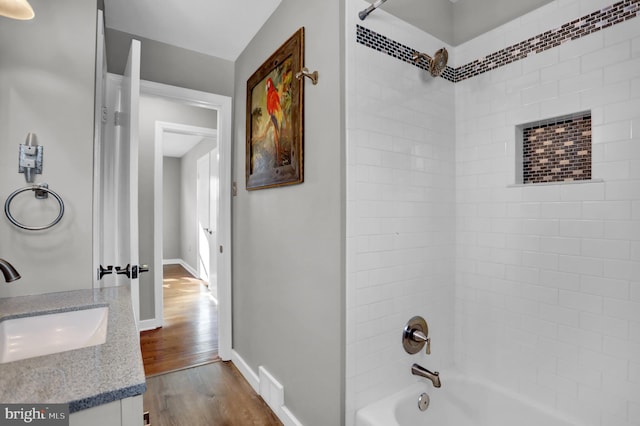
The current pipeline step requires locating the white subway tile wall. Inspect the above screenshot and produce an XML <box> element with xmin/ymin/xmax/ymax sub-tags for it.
<box><xmin>346</xmin><ymin>0</ymin><xmax>640</xmax><ymax>425</ymax></box>
<box><xmin>456</xmin><ymin>0</ymin><xmax>640</xmax><ymax>424</ymax></box>
<box><xmin>346</xmin><ymin>1</ymin><xmax>456</xmax><ymax>423</ymax></box>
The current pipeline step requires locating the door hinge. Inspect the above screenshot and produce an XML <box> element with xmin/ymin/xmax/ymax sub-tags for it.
<box><xmin>114</xmin><ymin>111</ymin><xmax>122</xmax><ymax>126</ymax></box>
<box><xmin>101</xmin><ymin>106</ymin><xmax>108</xmax><ymax>124</ymax></box>
<box><xmin>219</xmin><ymin>245</ymin><xmax>223</xmax><ymax>254</ymax></box>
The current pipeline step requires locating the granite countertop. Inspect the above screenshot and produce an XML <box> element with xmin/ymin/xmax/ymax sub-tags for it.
<box><xmin>0</xmin><ymin>286</ymin><xmax>146</xmax><ymax>413</ymax></box>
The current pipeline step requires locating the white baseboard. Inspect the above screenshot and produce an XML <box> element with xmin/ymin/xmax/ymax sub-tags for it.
<box><xmin>259</xmin><ymin>366</ymin><xmax>284</xmax><ymax>413</ymax></box>
<box><xmin>231</xmin><ymin>349</ymin><xmax>259</xmax><ymax>392</ymax></box>
<box><xmin>162</xmin><ymin>258</ymin><xmax>199</xmax><ymax>278</ymax></box>
<box><xmin>138</xmin><ymin>318</ymin><xmax>161</xmax><ymax>332</ymax></box>
<box><xmin>231</xmin><ymin>350</ymin><xmax>303</xmax><ymax>426</ymax></box>
<box><xmin>280</xmin><ymin>406</ymin><xmax>303</xmax><ymax>426</ymax></box>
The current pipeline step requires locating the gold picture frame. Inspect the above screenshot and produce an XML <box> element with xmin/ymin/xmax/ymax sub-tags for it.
<box><xmin>246</xmin><ymin>28</ymin><xmax>304</xmax><ymax>190</ymax></box>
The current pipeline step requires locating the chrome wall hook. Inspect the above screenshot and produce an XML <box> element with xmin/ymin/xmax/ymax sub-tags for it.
<box><xmin>295</xmin><ymin>67</ymin><xmax>319</xmax><ymax>85</ymax></box>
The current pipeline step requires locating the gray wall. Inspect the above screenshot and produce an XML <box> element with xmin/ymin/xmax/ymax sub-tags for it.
<box><xmin>0</xmin><ymin>0</ymin><xmax>97</xmax><ymax>297</ymax></box>
<box><xmin>137</xmin><ymin>95</ymin><xmax>216</xmax><ymax>319</ymax></box>
<box><xmin>232</xmin><ymin>0</ymin><xmax>345</xmax><ymax>424</ymax></box>
<box><xmin>105</xmin><ymin>28</ymin><xmax>235</xmax><ymax>97</ymax></box>
<box><xmin>162</xmin><ymin>157</ymin><xmax>181</xmax><ymax>259</ymax></box>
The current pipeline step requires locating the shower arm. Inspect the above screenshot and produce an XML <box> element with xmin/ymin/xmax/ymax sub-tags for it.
<box><xmin>412</xmin><ymin>52</ymin><xmax>433</xmax><ymax>62</ymax></box>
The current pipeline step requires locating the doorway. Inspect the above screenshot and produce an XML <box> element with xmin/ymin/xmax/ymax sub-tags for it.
<box><xmin>152</xmin><ymin>119</ymin><xmax>218</xmax><ymax>314</ymax></box>
<box><xmin>140</xmin><ymin>120</ymin><xmax>219</xmax><ymax>376</ymax></box>
<box><xmin>140</xmin><ymin>81</ymin><xmax>232</xmax><ymax>363</ymax></box>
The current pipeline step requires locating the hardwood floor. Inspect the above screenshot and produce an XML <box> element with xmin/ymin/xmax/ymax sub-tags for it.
<box><xmin>143</xmin><ymin>361</ymin><xmax>283</xmax><ymax>426</ymax></box>
<box><xmin>140</xmin><ymin>264</ymin><xmax>220</xmax><ymax>376</ymax></box>
<box><xmin>141</xmin><ymin>265</ymin><xmax>281</xmax><ymax>425</ymax></box>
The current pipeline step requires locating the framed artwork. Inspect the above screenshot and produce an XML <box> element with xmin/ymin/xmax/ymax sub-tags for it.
<box><xmin>246</xmin><ymin>27</ymin><xmax>304</xmax><ymax>190</ymax></box>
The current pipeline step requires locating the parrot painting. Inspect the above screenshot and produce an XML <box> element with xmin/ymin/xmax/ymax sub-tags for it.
<box><xmin>265</xmin><ymin>77</ymin><xmax>283</xmax><ymax>166</ymax></box>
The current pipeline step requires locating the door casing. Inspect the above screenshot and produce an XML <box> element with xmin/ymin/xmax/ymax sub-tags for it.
<box><xmin>143</xmin><ymin>81</ymin><xmax>232</xmax><ymax>361</ymax></box>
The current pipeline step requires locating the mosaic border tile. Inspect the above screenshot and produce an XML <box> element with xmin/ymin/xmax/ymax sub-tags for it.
<box><xmin>356</xmin><ymin>25</ymin><xmax>456</xmax><ymax>82</ymax></box>
<box><xmin>456</xmin><ymin>0</ymin><xmax>639</xmax><ymax>82</ymax></box>
<box><xmin>356</xmin><ymin>0</ymin><xmax>639</xmax><ymax>83</ymax></box>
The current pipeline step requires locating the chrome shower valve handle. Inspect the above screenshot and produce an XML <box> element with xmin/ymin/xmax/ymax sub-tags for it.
<box><xmin>424</xmin><ymin>336</ymin><xmax>431</xmax><ymax>355</ymax></box>
<box><xmin>402</xmin><ymin>316</ymin><xmax>432</xmax><ymax>355</ymax></box>
<box><xmin>409</xmin><ymin>329</ymin><xmax>431</xmax><ymax>354</ymax></box>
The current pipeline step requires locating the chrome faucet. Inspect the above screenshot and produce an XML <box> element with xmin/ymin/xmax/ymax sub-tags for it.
<box><xmin>0</xmin><ymin>259</ymin><xmax>21</xmax><ymax>283</ymax></box>
<box><xmin>412</xmin><ymin>363</ymin><xmax>441</xmax><ymax>388</ymax></box>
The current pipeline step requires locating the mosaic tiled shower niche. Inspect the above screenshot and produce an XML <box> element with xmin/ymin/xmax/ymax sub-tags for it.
<box><xmin>516</xmin><ymin>112</ymin><xmax>592</xmax><ymax>184</ymax></box>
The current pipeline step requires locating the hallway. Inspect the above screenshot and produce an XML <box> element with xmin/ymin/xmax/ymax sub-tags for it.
<box><xmin>140</xmin><ymin>264</ymin><xmax>219</xmax><ymax>376</ymax></box>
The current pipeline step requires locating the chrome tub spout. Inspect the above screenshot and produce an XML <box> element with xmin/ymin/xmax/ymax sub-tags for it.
<box><xmin>412</xmin><ymin>363</ymin><xmax>441</xmax><ymax>388</ymax></box>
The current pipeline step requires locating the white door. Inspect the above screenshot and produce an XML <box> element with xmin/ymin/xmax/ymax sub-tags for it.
<box><xmin>196</xmin><ymin>148</ymin><xmax>219</xmax><ymax>297</ymax></box>
<box><xmin>208</xmin><ymin>147</ymin><xmax>219</xmax><ymax>299</ymax></box>
<box><xmin>93</xmin><ymin>10</ymin><xmax>107</xmax><ymax>287</ymax></box>
<box><xmin>197</xmin><ymin>151</ymin><xmax>212</xmax><ymax>284</ymax></box>
<box><xmin>121</xmin><ymin>39</ymin><xmax>142</xmax><ymax>323</ymax></box>
<box><xmin>94</xmin><ymin>39</ymin><xmax>142</xmax><ymax>323</ymax></box>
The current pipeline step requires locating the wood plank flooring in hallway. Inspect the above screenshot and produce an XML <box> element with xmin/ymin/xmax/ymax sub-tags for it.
<box><xmin>140</xmin><ymin>265</ymin><xmax>281</xmax><ymax>424</ymax></box>
<box><xmin>140</xmin><ymin>264</ymin><xmax>220</xmax><ymax>376</ymax></box>
<box><xmin>144</xmin><ymin>361</ymin><xmax>283</xmax><ymax>426</ymax></box>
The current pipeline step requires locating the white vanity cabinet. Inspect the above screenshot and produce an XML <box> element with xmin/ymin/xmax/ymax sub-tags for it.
<box><xmin>70</xmin><ymin>395</ymin><xmax>144</xmax><ymax>426</ymax></box>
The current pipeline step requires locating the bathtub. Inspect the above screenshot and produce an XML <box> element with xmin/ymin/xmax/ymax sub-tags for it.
<box><xmin>355</xmin><ymin>373</ymin><xmax>579</xmax><ymax>426</ymax></box>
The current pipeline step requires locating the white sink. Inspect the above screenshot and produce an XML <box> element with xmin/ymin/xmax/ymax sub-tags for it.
<box><xmin>0</xmin><ymin>306</ymin><xmax>109</xmax><ymax>363</ymax></box>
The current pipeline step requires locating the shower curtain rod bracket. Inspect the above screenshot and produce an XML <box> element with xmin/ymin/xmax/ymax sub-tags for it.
<box><xmin>358</xmin><ymin>0</ymin><xmax>388</xmax><ymax>21</ymax></box>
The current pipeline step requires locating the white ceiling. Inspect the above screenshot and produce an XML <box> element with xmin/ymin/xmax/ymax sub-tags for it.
<box><xmin>103</xmin><ymin>0</ymin><xmax>554</xmax><ymax>62</ymax></box>
<box><xmin>163</xmin><ymin>133</ymin><xmax>210</xmax><ymax>158</ymax></box>
<box><xmin>103</xmin><ymin>0</ymin><xmax>282</xmax><ymax>61</ymax></box>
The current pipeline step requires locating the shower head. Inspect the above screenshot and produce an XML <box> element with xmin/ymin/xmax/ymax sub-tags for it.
<box><xmin>430</xmin><ymin>48</ymin><xmax>449</xmax><ymax>77</ymax></box>
<box><xmin>412</xmin><ymin>47</ymin><xmax>449</xmax><ymax>77</ymax></box>
<box><xmin>359</xmin><ymin>0</ymin><xmax>388</xmax><ymax>20</ymax></box>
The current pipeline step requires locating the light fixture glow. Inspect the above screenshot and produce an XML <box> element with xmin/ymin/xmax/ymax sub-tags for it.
<box><xmin>0</xmin><ymin>0</ymin><xmax>35</xmax><ymax>20</ymax></box>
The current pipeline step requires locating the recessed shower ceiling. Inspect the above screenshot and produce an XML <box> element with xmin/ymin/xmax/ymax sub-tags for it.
<box><xmin>103</xmin><ymin>0</ymin><xmax>281</xmax><ymax>61</ymax></box>
<box><xmin>103</xmin><ymin>0</ymin><xmax>553</xmax><ymax>61</ymax></box>
<box><xmin>364</xmin><ymin>0</ymin><xmax>555</xmax><ymax>45</ymax></box>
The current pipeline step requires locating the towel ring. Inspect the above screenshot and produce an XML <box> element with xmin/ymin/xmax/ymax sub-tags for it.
<box><xmin>4</xmin><ymin>184</ymin><xmax>65</xmax><ymax>231</ymax></box>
